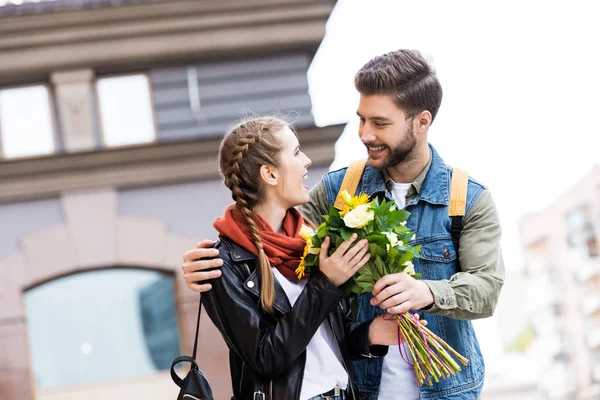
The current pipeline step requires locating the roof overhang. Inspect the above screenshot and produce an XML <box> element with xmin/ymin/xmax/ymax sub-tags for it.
<box><xmin>0</xmin><ymin>0</ymin><xmax>335</xmax><ymax>82</ymax></box>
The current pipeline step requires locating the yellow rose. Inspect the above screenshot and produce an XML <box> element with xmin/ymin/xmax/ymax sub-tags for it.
<box><xmin>342</xmin><ymin>204</ymin><xmax>374</xmax><ymax>229</ymax></box>
<box><xmin>340</xmin><ymin>189</ymin><xmax>353</xmax><ymax>207</ymax></box>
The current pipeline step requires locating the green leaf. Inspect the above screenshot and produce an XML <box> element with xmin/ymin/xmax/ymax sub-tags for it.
<box><xmin>356</xmin><ymin>281</ymin><xmax>374</xmax><ymax>292</ymax></box>
<box><xmin>334</xmin><ymin>234</ymin><xmax>344</xmax><ymax>249</ymax></box>
<box><xmin>304</xmin><ymin>254</ymin><xmax>319</xmax><ymax>266</ymax></box>
<box><xmin>342</xmin><ymin>279</ymin><xmax>361</xmax><ymax>297</ymax></box>
<box><xmin>374</xmin><ymin>255</ymin><xmax>387</xmax><ymax>277</ymax></box>
<box><xmin>310</xmin><ymin>235</ymin><xmax>320</xmax><ymax>248</ymax></box>
<box><xmin>388</xmin><ymin>246</ymin><xmax>399</xmax><ymax>264</ymax></box>
<box><xmin>368</xmin><ymin>243</ymin><xmax>386</xmax><ymax>258</ymax></box>
<box><xmin>317</xmin><ymin>223</ymin><xmax>329</xmax><ymax>239</ymax></box>
<box><xmin>366</xmin><ymin>233</ymin><xmax>388</xmax><ymax>248</ymax></box>
<box><xmin>340</xmin><ymin>227</ymin><xmax>355</xmax><ymax>241</ymax></box>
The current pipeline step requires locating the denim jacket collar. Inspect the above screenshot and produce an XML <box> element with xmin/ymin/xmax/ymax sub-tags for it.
<box><xmin>416</xmin><ymin>144</ymin><xmax>450</xmax><ymax>206</ymax></box>
<box><xmin>360</xmin><ymin>144</ymin><xmax>450</xmax><ymax>206</ymax></box>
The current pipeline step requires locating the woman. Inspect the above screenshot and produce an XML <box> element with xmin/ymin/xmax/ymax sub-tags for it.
<box><xmin>202</xmin><ymin>115</ymin><xmax>403</xmax><ymax>400</ymax></box>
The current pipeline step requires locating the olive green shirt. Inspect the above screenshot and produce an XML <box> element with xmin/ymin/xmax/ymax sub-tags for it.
<box><xmin>298</xmin><ymin>159</ymin><xmax>505</xmax><ymax>321</ymax></box>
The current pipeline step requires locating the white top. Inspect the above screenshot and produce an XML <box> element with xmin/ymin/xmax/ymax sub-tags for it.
<box><xmin>378</xmin><ymin>181</ymin><xmax>420</xmax><ymax>400</ymax></box>
<box><xmin>272</xmin><ymin>268</ymin><xmax>348</xmax><ymax>400</ymax></box>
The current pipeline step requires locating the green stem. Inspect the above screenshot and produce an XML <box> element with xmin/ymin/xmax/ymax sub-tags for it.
<box><xmin>403</xmin><ymin>313</ymin><xmax>469</xmax><ymax>366</ymax></box>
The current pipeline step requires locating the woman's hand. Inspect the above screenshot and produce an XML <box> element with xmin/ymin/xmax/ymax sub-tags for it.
<box><xmin>368</xmin><ymin>313</ymin><xmax>428</xmax><ymax>346</ymax></box>
<box><xmin>319</xmin><ymin>234</ymin><xmax>370</xmax><ymax>287</ymax></box>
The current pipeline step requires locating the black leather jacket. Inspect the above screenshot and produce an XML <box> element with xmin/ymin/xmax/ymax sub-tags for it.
<box><xmin>201</xmin><ymin>237</ymin><xmax>388</xmax><ymax>400</ymax></box>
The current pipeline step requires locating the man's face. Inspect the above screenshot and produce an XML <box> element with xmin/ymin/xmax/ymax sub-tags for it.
<box><xmin>357</xmin><ymin>94</ymin><xmax>418</xmax><ymax>169</ymax></box>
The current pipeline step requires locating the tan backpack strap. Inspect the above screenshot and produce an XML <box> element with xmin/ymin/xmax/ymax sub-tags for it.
<box><xmin>449</xmin><ymin>167</ymin><xmax>468</xmax><ymax>217</ymax></box>
<box><xmin>334</xmin><ymin>159</ymin><xmax>367</xmax><ymax>210</ymax></box>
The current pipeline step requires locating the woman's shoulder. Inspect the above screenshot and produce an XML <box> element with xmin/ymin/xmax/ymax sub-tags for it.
<box><xmin>213</xmin><ymin>237</ymin><xmax>257</xmax><ymax>275</ymax></box>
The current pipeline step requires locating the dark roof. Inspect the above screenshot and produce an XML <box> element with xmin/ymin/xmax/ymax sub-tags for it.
<box><xmin>0</xmin><ymin>0</ymin><xmax>167</xmax><ymax>19</ymax></box>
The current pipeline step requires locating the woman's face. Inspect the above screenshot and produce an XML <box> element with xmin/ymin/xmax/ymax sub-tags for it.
<box><xmin>272</xmin><ymin>126</ymin><xmax>312</xmax><ymax>208</ymax></box>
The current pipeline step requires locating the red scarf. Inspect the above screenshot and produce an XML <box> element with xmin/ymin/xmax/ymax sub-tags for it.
<box><xmin>213</xmin><ymin>204</ymin><xmax>307</xmax><ymax>281</ymax></box>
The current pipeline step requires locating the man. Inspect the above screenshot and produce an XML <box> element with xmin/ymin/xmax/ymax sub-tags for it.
<box><xmin>182</xmin><ymin>49</ymin><xmax>504</xmax><ymax>400</ymax></box>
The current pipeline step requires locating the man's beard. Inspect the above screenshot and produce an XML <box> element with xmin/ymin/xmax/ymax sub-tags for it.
<box><xmin>367</xmin><ymin>125</ymin><xmax>417</xmax><ymax>169</ymax></box>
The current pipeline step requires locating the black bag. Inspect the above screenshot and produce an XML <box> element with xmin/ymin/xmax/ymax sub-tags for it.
<box><xmin>171</xmin><ymin>296</ymin><xmax>214</xmax><ymax>400</ymax></box>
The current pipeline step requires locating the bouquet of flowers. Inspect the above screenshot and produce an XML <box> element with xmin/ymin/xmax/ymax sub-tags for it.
<box><xmin>296</xmin><ymin>190</ymin><xmax>468</xmax><ymax>387</ymax></box>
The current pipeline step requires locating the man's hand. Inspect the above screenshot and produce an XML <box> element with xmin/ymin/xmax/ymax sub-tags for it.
<box><xmin>370</xmin><ymin>273</ymin><xmax>434</xmax><ymax>314</ymax></box>
<box><xmin>368</xmin><ymin>313</ymin><xmax>428</xmax><ymax>345</ymax></box>
<box><xmin>182</xmin><ymin>239</ymin><xmax>223</xmax><ymax>293</ymax></box>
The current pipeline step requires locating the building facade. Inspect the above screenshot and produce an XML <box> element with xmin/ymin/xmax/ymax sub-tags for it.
<box><xmin>519</xmin><ymin>165</ymin><xmax>600</xmax><ymax>400</ymax></box>
<box><xmin>0</xmin><ymin>1</ymin><xmax>341</xmax><ymax>399</ymax></box>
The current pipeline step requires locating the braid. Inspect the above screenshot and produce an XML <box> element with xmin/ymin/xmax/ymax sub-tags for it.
<box><xmin>224</xmin><ymin>125</ymin><xmax>276</xmax><ymax>313</ymax></box>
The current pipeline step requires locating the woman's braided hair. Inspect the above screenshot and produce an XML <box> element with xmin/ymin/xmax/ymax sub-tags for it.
<box><xmin>218</xmin><ymin>115</ymin><xmax>287</xmax><ymax>312</ymax></box>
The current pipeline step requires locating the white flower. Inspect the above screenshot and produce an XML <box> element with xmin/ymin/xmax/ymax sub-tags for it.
<box><xmin>299</xmin><ymin>225</ymin><xmax>316</xmax><ymax>241</ymax></box>
<box><xmin>383</xmin><ymin>231</ymin><xmax>399</xmax><ymax>248</ymax></box>
<box><xmin>383</xmin><ymin>231</ymin><xmax>404</xmax><ymax>251</ymax></box>
<box><xmin>411</xmin><ymin>234</ymin><xmax>416</xmax><ymax>241</ymax></box>
<box><xmin>403</xmin><ymin>261</ymin><xmax>415</xmax><ymax>275</ymax></box>
<box><xmin>299</xmin><ymin>225</ymin><xmax>320</xmax><ymax>255</ymax></box>
<box><xmin>342</xmin><ymin>204</ymin><xmax>374</xmax><ymax>229</ymax></box>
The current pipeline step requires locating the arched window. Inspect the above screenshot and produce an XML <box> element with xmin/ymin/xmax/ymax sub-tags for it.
<box><xmin>24</xmin><ymin>269</ymin><xmax>181</xmax><ymax>390</ymax></box>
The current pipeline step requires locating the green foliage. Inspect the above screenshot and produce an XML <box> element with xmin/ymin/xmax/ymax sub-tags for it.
<box><xmin>299</xmin><ymin>195</ymin><xmax>423</xmax><ymax>299</ymax></box>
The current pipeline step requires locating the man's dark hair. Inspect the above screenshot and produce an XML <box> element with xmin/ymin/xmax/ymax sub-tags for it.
<box><xmin>354</xmin><ymin>49</ymin><xmax>443</xmax><ymax>121</ymax></box>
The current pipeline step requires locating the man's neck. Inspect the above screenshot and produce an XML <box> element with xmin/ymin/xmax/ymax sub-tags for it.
<box><xmin>385</xmin><ymin>145</ymin><xmax>431</xmax><ymax>184</ymax></box>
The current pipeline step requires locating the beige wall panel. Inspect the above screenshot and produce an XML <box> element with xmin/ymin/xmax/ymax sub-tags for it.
<box><xmin>0</xmin><ymin>254</ymin><xmax>27</xmax><ymax>321</ymax></box>
<box><xmin>0</xmin><ymin>368</ymin><xmax>34</xmax><ymax>400</ymax></box>
<box><xmin>61</xmin><ymin>189</ymin><xmax>117</xmax><ymax>269</ymax></box>
<box><xmin>20</xmin><ymin>224</ymin><xmax>77</xmax><ymax>285</ymax></box>
<box><xmin>51</xmin><ymin>70</ymin><xmax>97</xmax><ymax>153</ymax></box>
<box><xmin>166</xmin><ymin>234</ymin><xmax>201</xmax><ymax>304</ymax></box>
<box><xmin>0</xmin><ymin>321</ymin><xmax>30</xmax><ymax>370</ymax></box>
<box><xmin>115</xmin><ymin>217</ymin><xmax>167</xmax><ymax>267</ymax></box>
<box><xmin>37</xmin><ymin>372</ymin><xmax>177</xmax><ymax>400</ymax></box>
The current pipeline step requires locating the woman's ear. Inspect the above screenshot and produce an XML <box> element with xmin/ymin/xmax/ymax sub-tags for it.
<box><xmin>259</xmin><ymin>165</ymin><xmax>279</xmax><ymax>186</ymax></box>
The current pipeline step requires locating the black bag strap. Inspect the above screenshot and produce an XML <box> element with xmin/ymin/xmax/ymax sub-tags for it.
<box><xmin>192</xmin><ymin>294</ymin><xmax>202</xmax><ymax>360</ymax></box>
<box><xmin>170</xmin><ymin>294</ymin><xmax>203</xmax><ymax>388</ymax></box>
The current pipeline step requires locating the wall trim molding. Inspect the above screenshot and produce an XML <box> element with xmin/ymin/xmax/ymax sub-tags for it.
<box><xmin>0</xmin><ymin>0</ymin><xmax>334</xmax><ymax>81</ymax></box>
<box><xmin>0</xmin><ymin>124</ymin><xmax>342</xmax><ymax>203</ymax></box>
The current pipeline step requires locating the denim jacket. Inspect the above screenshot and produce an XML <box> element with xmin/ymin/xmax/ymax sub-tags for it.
<box><xmin>299</xmin><ymin>145</ymin><xmax>503</xmax><ymax>399</ymax></box>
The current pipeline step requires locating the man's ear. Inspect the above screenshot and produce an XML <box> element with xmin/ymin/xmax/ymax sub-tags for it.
<box><xmin>415</xmin><ymin>110</ymin><xmax>432</xmax><ymax>132</ymax></box>
<box><xmin>259</xmin><ymin>164</ymin><xmax>278</xmax><ymax>186</ymax></box>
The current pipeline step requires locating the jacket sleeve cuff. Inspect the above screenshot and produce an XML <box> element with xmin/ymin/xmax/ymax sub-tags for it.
<box><xmin>347</xmin><ymin>320</ymin><xmax>389</xmax><ymax>360</ymax></box>
<box><xmin>421</xmin><ymin>279</ymin><xmax>457</xmax><ymax>313</ymax></box>
<box><xmin>308</xmin><ymin>269</ymin><xmax>345</xmax><ymax>304</ymax></box>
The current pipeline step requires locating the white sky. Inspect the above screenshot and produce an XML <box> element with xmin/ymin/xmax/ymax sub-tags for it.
<box><xmin>308</xmin><ymin>0</ymin><xmax>600</xmax><ymax>274</ymax></box>
<box><xmin>307</xmin><ymin>0</ymin><xmax>600</xmax><ymax>376</ymax></box>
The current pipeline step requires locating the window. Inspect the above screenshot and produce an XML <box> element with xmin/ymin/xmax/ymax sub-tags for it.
<box><xmin>565</xmin><ymin>206</ymin><xmax>598</xmax><ymax>257</ymax></box>
<box><xmin>0</xmin><ymin>85</ymin><xmax>55</xmax><ymax>159</ymax></box>
<box><xmin>96</xmin><ymin>74</ymin><xmax>156</xmax><ymax>147</ymax></box>
<box><xmin>24</xmin><ymin>269</ymin><xmax>181</xmax><ymax>389</ymax></box>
